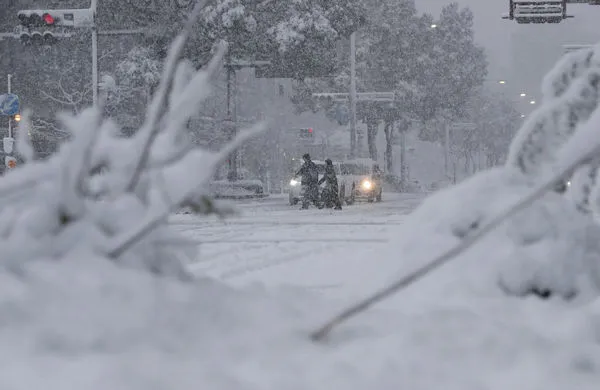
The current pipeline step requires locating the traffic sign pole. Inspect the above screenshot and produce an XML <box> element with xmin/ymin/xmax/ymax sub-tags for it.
<box><xmin>7</xmin><ymin>74</ymin><xmax>12</xmax><ymax>138</ymax></box>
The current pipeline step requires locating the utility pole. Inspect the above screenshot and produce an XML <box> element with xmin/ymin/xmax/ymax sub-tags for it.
<box><xmin>444</xmin><ymin>122</ymin><xmax>449</xmax><ymax>179</ymax></box>
<box><xmin>7</xmin><ymin>74</ymin><xmax>12</xmax><ymax>138</ymax></box>
<box><xmin>225</xmin><ymin>54</ymin><xmax>237</xmax><ymax>181</ymax></box>
<box><xmin>91</xmin><ymin>0</ymin><xmax>98</xmax><ymax>106</ymax></box>
<box><xmin>349</xmin><ymin>31</ymin><xmax>357</xmax><ymax>159</ymax></box>
<box><xmin>399</xmin><ymin>128</ymin><xmax>407</xmax><ymax>185</ymax></box>
<box><xmin>90</xmin><ymin>1</ymin><xmax>146</xmax><ymax>107</ymax></box>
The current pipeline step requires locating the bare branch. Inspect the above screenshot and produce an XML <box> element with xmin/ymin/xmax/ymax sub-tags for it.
<box><xmin>125</xmin><ymin>0</ymin><xmax>210</xmax><ymax>193</ymax></box>
<box><xmin>40</xmin><ymin>90</ymin><xmax>76</xmax><ymax>107</ymax></box>
<box><xmin>106</xmin><ymin>122</ymin><xmax>265</xmax><ymax>259</ymax></box>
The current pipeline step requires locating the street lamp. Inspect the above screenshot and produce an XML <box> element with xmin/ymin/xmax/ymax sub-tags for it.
<box><xmin>430</xmin><ymin>24</ymin><xmax>437</xmax><ymax>28</ymax></box>
<box><xmin>498</xmin><ymin>80</ymin><xmax>506</xmax><ymax>84</ymax></box>
<box><xmin>521</xmin><ymin>114</ymin><xmax>526</xmax><ymax>118</ymax></box>
<box><xmin>520</xmin><ymin>93</ymin><xmax>527</xmax><ymax>97</ymax></box>
<box><xmin>530</xmin><ymin>100</ymin><xmax>536</xmax><ymax>105</ymax></box>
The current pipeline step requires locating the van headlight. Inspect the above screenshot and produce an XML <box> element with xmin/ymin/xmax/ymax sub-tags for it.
<box><xmin>290</xmin><ymin>179</ymin><xmax>299</xmax><ymax>186</ymax></box>
<box><xmin>361</xmin><ymin>180</ymin><xmax>372</xmax><ymax>190</ymax></box>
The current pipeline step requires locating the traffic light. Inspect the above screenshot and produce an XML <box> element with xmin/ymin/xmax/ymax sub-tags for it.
<box><xmin>16</xmin><ymin>8</ymin><xmax>90</xmax><ymax>45</ymax></box>
<box><xmin>18</xmin><ymin>11</ymin><xmax>61</xmax><ymax>27</ymax></box>
<box><xmin>18</xmin><ymin>8</ymin><xmax>94</xmax><ymax>28</ymax></box>
<box><xmin>17</xmin><ymin>10</ymin><xmax>61</xmax><ymax>45</ymax></box>
<box><xmin>299</xmin><ymin>128</ymin><xmax>314</xmax><ymax>138</ymax></box>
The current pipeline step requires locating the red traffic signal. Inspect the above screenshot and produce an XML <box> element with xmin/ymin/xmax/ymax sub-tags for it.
<box><xmin>43</xmin><ymin>13</ymin><xmax>55</xmax><ymax>25</ymax></box>
<box><xmin>17</xmin><ymin>10</ymin><xmax>60</xmax><ymax>27</ymax></box>
<box><xmin>17</xmin><ymin>10</ymin><xmax>62</xmax><ymax>45</ymax></box>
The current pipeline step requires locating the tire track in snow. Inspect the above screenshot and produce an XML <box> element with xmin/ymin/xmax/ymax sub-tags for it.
<box><xmin>210</xmin><ymin>242</ymin><xmax>339</xmax><ymax>280</ymax></box>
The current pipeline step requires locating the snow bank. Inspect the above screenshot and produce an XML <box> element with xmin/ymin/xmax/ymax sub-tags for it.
<box><xmin>209</xmin><ymin>179</ymin><xmax>266</xmax><ymax>198</ymax></box>
<box><xmin>2</xmin><ymin>250</ymin><xmax>600</xmax><ymax>390</ymax></box>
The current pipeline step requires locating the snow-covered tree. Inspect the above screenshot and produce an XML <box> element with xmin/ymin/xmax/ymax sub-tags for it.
<box><xmin>290</xmin><ymin>1</ymin><xmax>486</xmax><ymax>176</ymax></box>
<box><xmin>104</xmin><ymin>0</ymin><xmax>365</xmax><ymax>75</ymax></box>
<box><xmin>290</xmin><ymin>0</ymin><xmax>425</xmax><ymax>164</ymax></box>
<box><xmin>103</xmin><ymin>46</ymin><xmax>163</xmax><ymax>131</ymax></box>
<box><xmin>114</xmin><ymin>47</ymin><xmax>162</xmax><ymax>100</ymax></box>
<box><xmin>460</xmin><ymin>89</ymin><xmax>522</xmax><ymax>169</ymax></box>
<box><xmin>415</xmin><ymin>3</ymin><xmax>488</xmax><ymax>135</ymax></box>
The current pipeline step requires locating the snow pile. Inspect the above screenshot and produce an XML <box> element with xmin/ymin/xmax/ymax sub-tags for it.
<box><xmin>6</xmin><ymin>251</ymin><xmax>600</xmax><ymax>390</ymax></box>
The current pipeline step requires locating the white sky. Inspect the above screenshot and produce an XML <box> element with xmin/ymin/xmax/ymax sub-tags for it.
<box><xmin>415</xmin><ymin>0</ymin><xmax>600</xmax><ymax>115</ymax></box>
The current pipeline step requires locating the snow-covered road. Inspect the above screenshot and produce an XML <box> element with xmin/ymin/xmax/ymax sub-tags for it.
<box><xmin>166</xmin><ymin>192</ymin><xmax>599</xmax><ymax>390</ymax></box>
<box><xmin>170</xmin><ymin>192</ymin><xmax>426</xmax><ymax>300</ymax></box>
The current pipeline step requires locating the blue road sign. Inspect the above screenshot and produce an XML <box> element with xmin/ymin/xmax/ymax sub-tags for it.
<box><xmin>0</xmin><ymin>94</ymin><xmax>20</xmax><ymax>116</ymax></box>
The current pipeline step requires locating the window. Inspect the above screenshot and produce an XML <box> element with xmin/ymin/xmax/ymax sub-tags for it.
<box><xmin>341</xmin><ymin>163</ymin><xmax>370</xmax><ymax>175</ymax></box>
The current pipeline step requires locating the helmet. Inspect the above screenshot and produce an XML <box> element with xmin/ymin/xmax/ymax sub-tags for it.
<box><xmin>325</xmin><ymin>158</ymin><xmax>332</xmax><ymax>165</ymax></box>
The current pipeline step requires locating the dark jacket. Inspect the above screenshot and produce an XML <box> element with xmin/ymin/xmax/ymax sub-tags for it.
<box><xmin>318</xmin><ymin>165</ymin><xmax>338</xmax><ymax>188</ymax></box>
<box><xmin>296</xmin><ymin>160</ymin><xmax>319</xmax><ymax>185</ymax></box>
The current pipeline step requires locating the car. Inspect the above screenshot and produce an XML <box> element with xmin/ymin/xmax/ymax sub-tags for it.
<box><xmin>338</xmin><ymin>158</ymin><xmax>383</xmax><ymax>204</ymax></box>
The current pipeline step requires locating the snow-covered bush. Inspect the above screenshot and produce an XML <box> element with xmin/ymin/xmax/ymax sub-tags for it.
<box><xmin>492</xmin><ymin>44</ymin><xmax>600</xmax><ymax>298</ymax></box>
<box><xmin>0</xmin><ymin>14</ymin><xmax>260</xmax><ymax>277</ymax></box>
<box><xmin>363</xmin><ymin>43</ymin><xmax>600</xmax><ymax>305</ymax></box>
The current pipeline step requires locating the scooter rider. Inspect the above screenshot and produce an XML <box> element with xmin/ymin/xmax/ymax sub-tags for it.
<box><xmin>295</xmin><ymin>153</ymin><xmax>322</xmax><ymax>209</ymax></box>
<box><xmin>318</xmin><ymin>159</ymin><xmax>342</xmax><ymax>210</ymax></box>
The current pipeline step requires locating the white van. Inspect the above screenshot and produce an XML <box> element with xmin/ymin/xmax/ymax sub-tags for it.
<box><xmin>338</xmin><ymin>158</ymin><xmax>383</xmax><ymax>204</ymax></box>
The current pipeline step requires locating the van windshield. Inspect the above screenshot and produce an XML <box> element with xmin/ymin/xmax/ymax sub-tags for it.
<box><xmin>340</xmin><ymin>163</ymin><xmax>370</xmax><ymax>175</ymax></box>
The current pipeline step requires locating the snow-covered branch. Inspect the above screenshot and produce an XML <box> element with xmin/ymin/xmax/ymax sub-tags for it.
<box><xmin>0</xmin><ymin>0</ymin><xmax>263</xmax><ymax>279</ymax></box>
<box><xmin>311</xmin><ymin>42</ymin><xmax>600</xmax><ymax>340</ymax></box>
